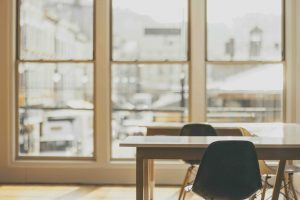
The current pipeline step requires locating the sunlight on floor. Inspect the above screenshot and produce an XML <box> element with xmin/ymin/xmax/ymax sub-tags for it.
<box><xmin>0</xmin><ymin>185</ymin><xmax>200</xmax><ymax>200</ymax></box>
<box><xmin>0</xmin><ymin>184</ymin><xmax>288</xmax><ymax>200</ymax></box>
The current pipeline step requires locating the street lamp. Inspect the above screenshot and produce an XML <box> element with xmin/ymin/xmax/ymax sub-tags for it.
<box><xmin>180</xmin><ymin>72</ymin><xmax>185</xmax><ymax>122</ymax></box>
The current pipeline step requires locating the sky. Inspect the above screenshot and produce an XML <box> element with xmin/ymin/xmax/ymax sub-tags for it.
<box><xmin>113</xmin><ymin>0</ymin><xmax>281</xmax><ymax>24</ymax></box>
<box><xmin>207</xmin><ymin>0</ymin><xmax>281</xmax><ymax>25</ymax></box>
<box><xmin>113</xmin><ymin>0</ymin><xmax>187</xmax><ymax>23</ymax></box>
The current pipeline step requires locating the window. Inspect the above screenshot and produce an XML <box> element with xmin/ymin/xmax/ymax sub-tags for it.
<box><xmin>6</xmin><ymin>0</ymin><xmax>295</xmax><ymax>184</ymax></box>
<box><xmin>17</xmin><ymin>0</ymin><xmax>94</xmax><ymax>158</ymax></box>
<box><xmin>111</xmin><ymin>0</ymin><xmax>189</xmax><ymax>158</ymax></box>
<box><xmin>206</xmin><ymin>0</ymin><xmax>284</xmax><ymax>122</ymax></box>
<box><xmin>15</xmin><ymin>0</ymin><xmax>286</xmax><ymax>163</ymax></box>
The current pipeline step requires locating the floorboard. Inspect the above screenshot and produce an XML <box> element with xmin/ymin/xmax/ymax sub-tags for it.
<box><xmin>0</xmin><ymin>184</ymin><xmax>288</xmax><ymax>200</ymax></box>
<box><xmin>0</xmin><ymin>185</ymin><xmax>199</xmax><ymax>200</ymax></box>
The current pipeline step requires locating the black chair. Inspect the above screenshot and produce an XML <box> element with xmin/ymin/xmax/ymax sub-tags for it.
<box><xmin>190</xmin><ymin>140</ymin><xmax>262</xmax><ymax>200</ymax></box>
<box><xmin>178</xmin><ymin>123</ymin><xmax>217</xmax><ymax>200</ymax></box>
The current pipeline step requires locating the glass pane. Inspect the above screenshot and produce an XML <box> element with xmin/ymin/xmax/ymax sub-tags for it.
<box><xmin>206</xmin><ymin>64</ymin><xmax>283</xmax><ymax>122</ymax></box>
<box><xmin>111</xmin><ymin>64</ymin><xmax>189</xmax><ymax>158</ymax></box>
<box><xmin>19</xmin><ymin>0</ymin><xmax>93</xmax><ymax>60</ymax></box>
<box><xmin>112</xmin><ymin>0</ymin><xmax>188</xmax><ymax>61</ymax></box>
<box><xmin>18</xmin><ymin>63</ymin><xmax>94</xmax><ymax>157</ymax></box>
<box><xmin>207</xmin><ymin>0</ymin><xmax>282</xmax><ymax>61</ymax></box>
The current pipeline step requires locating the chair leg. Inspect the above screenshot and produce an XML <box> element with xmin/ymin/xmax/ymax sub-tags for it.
<box><xmin>178</xmin><ymin>165</ymin><xmax>194</xmax><ymax>200</ymax></box>
<box><xmin>249</xmin><ymin>193</ymin><xmax>256</xmax><ymax>200</ymax></box>
<box><xmin>288</xmin><ymin>173</ymin><xmax>298</xmax><ymax>200</ymax></box>
<box><xmin>261</xmin><ymin>175</ymin><xmax>269</xmax><ymax>200</ymax></box>
<box><xmin>283</xmin><ymin>174</ymin><xmax>289</xmax><ymax>200</ymax></box>
<box><xmin>182</xmin><ymin>188</ymin><xmax>187</xmax><ymax>200</ymax></box>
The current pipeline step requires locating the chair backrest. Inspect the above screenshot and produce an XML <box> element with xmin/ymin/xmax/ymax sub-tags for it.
<box><xmin>216</xmin><ymin>128</ymin><xmax>243</xmax><ymax>136</ymax></box>
<box><xmin>180</xmin><ymin>123</ymin><xmax>217</xmax><ymax>137</ymax></box>
<box><xmin>192</xmin><ymin>140</ymin><xmax>262</xmax><ymax>200</ymax></box>
<box><xmin>239</xmin><ymin>128</ymin><xmax>278</xmax><ymax>175</ymax></box>
<box><xmin>180</xmin><ymin>124</ymin><xmax>217</xmax><ymax>165</ymax></box>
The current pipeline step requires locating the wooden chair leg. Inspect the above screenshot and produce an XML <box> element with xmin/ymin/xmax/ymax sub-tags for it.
<box><xmin>260</xmin><ymin>175</ymin><xmax>268</xmax><ymax>200</ymax></box>
<box><xmin>249</xmin><ymin>193</ymin><xmax>256</xmax><ymax>200</ymax></box>
<box><xmin>283</xmin><ymin>174</ymin><xmax>289</xmax><ymax>200</ymax></box>
<box><xmin>288</xmin><ymin>173</ymin><xmax>298</xmax><ymax>200</ymax></box>
<box><xmin>178</xmin><ymin>165</ymin><xmax>194</xmax><ymax>200</ymax></box>
<box><xmin>182</xmin><ymin>187</ymin><xmax>187</xmax><ymax>200</ymax></box>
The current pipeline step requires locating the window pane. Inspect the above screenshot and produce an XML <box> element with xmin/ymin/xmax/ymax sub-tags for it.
<box><xmin>19</xmin><ymin>0</ymin><xmax>93</xmax><ymax>60</ymax></box>
<box><xmin>206</xmin><ymin>64</ymin><xmax>283</xmax><ymax>122</ymax></box>
<box><xmin>18</xmin><ymin>63</ymin><xmax>94</xmax><ymax>157</ymax></box>
<box><xmin>111</xmin><ymin>64</ymin><xmax>189</xmax><ymax>158</ymax></box>
<box><xmin>207</xmin><ymin>0</ymin><xmax>282</xmax><ymax>61</ymax></box>
<box><xmin>112</xmin><ymin>0</ymin><xmax>188</xmax><ymax>61</ymax></box>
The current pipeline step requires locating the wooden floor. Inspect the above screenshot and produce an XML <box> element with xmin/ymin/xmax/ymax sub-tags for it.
<box><xmin>0</xmin><ymin>184</ymin><xmax>289</xmax><ymax>200</ymax></box>
<box><xmin>0</xmin><ymin>185</ymin><xmax>200</xmax><ymax>200</ymax></box>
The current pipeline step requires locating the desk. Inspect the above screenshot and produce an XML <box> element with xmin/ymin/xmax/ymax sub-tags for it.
<box><xmin>145</xmin><ymin>122</ymin><xmax>290</xmax><ymax>137</ymax></box>
<box><xmin>120</xmin><ymin>124</ymin><xmax>300</xmax><ymax>200</ymax></box>
<box><xmin>145</xmin><ymin>123</ymin><xmax>296</xmax><ymax>199</ymax></box>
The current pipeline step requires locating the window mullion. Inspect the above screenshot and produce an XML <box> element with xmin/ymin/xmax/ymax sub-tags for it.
<box><xmin>17</xmin><ymin>60</ymin><xmax>95</xmax><ymax>64</ymax></box>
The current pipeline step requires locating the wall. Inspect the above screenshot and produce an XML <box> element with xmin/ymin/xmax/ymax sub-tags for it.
<box><xmin>0</xmin><ymin>0</ymin><xmax>10</xmax><ymax>177</ymax></box>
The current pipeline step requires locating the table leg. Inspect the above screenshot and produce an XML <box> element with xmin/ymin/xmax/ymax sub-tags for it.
<box><xmin>137</xmin><ymin>150</ymin><xmax>144</xmax><ymax>200</ymax></box>
<box><xmin>149</xmin><ymin>160</ymin><xmax>155</xmax><ymax>200</ymax></box>
<box><xmin>137</xmin><ymin>149</ymin><xmax>151</xmax><ymax>200</ymax></box>
<box><xmin>144</xmin><ymin>160</ymin><xmax>155</xmax><ymax>200</ymax></box>
<box><xmin>271</xmin><ymin>160</ymin><xmax>286</xmax><ymax>200</ymax></box>
<box><xmin>144</xmin><ymin>160</ymin><xmax>150</xmax><ymax>200</ymax></box>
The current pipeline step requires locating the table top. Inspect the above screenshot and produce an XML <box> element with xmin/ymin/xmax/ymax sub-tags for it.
<box><xmin>144</xmin><ymin>122</ymin><xmax>290</xmax><ymax>128</ymax></box>
<box><xmin>120</xmin><ymin>135</ymin><xmax>300</xmax><ymax>148</ymax></box>
<box><xmin>144</xmin><ymin>122</ymin><xmax>300</xmax><ymax>137</ymax></box>
<box><xmin>121</xmin><ymin>123</ymin><xmax>300</xmax><ymax>148</ymax></box>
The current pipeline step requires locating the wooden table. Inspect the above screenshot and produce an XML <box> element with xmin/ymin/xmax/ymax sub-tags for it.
<box><xmin>120</xmin><ymin>123</ymin><xmax>300</xmax><ymax>200</ymax></box>
<box><xmin>145</xmin><ymin>122</ymin><xmax>290</xmax><ymax>137</ymax></box>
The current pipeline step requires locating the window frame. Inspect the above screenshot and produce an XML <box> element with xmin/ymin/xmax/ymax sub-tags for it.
<box><xmin>15</xmin><ymin>0</ymin><xmax>97</xmax><ymax>160</ymax></box>
<box><xmin>109</xmin><ymin>0</ymin><xmax>192</xmax><ymax>160</ymax></box>
<box><xmin>204</xmin><ymin>0</ymin><xmax>286</xmax><ymax>122</ymax></box>
<box><xmin>205</xmin><ymin>0</ymin><xmax>285</xmax><ymax>63</ymax></box>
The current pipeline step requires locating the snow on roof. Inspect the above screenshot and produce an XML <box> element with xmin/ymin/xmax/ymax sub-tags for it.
<box><xmin>152</xmin><ymin>93</ymin><xmax>180</xmax><ymax>108</ymax></box>
<box><xmin>208</xmin><ymin>65</ymin><xmax>283</xmax><ymax>92</ymax></box>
